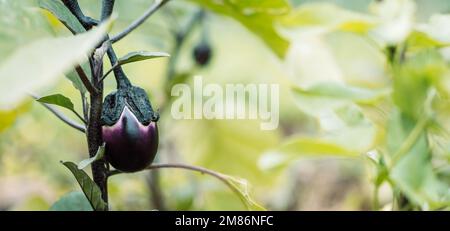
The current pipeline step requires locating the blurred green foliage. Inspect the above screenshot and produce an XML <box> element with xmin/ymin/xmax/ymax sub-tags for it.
<box><xmin>2</xmin><ymin>0</ymin><xmax>450</xmax><ymax>211</ymax></box>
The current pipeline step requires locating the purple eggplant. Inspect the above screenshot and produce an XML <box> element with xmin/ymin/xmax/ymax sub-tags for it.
<box><xmin>193</xmin><ymin>42</ymin><xmax>212</xmax><ymax>66</ymax></box>
<box><xmin>102</xmin><ymin>106</ymin><xmax>158</xmax><ymax>172</ymax></box>
<box><xmin>101</xmin><ymin>69</ymin><xmax>159</xmax><ymax>172</ymax></box>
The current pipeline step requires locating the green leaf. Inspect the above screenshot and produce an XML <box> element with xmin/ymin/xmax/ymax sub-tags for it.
<box><xmin>37</xmin><ymin>94</ymin><xmax>75</xmax><ymax>112</ymax></box>
<box><xmin>259</xmin><ymin>137</ymin><xmax>361</xmax><ymax>170</ymax></box>
<box><xmin>49</xmin><ymin>191</ymin><xmax>93</xmax><ymax>211</ymax></box>
<box><xmin>223</xmin><ymin>175</ymin><xmax>266</xmax><ymax>211</ymax></box>
<box><xmin>280</xmin><ymin>3</ymin><xmax>374</xmax><ymax>33</ymax></box>
<box><xmin>388</xmin><ymin>111</ymin><xmax>450</xmax><ymax>209</ymax></box>
<box><xmin>293</xmin><ymin>84</ymin><xmax>390</xmax><ymax>105</ymax></box>
<box><xmin>190</xmin><ymin>0</ymin><xmax>290</xmax><ymax>58</ymax></box>
<box><xmin>65</xmin><ymin>63</ymin><xmax>90</xmax><ymax>95</ymax></box>
<box><xmin>393</xmin><ymin>49</ymin><xmax>448</xmax><ymax>120</ymax></box>
<box><xmin>407</xmin><ymin>31</ymin><xmax>449</xmax><ymax>52</ymax></box>
<box><xmin>39</xmin><ymin>0</ymin><xmax>86</xmax><ymax>34</ymax></box>
<box><xmin>118</xmin><ymin>51</ymin><xmax>170</xmax><ymax>65</ymax></box>
<box><xmin>0</xmin><ymin>19</ymin><xmax>113</xmax><ymax>110</ymax></box>
<box><xmin>61</xmin><ymin>161</ymin><xmax>108</xmax><ymax>211</ymax></box>
<box><xmin>78</xmin><ymin>144</ymin><xmax>105</xmax><ymax>170</ymax></box>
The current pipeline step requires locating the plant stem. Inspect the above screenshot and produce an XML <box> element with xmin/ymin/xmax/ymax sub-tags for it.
<box><xmin>61</xmin><ymin>0</ymin><xmax>98</xmax><ymax>29</ymax></box>
<box><xmin>373</xmin><ymin>185</ymin><xmax>380</xmax><ymax>211</ymax></box>
<box><xmin>101</xmin><ymin>0</ymin><xmax>116</xmax><ymax>20</ymax></box>
<box><xmin>146</xmin><ymin>171</ymin><xmax>166</xmax><ymax>210</ymax></box>
<box><xmin>99</xmin><ymin>62</ymin><xmax>118</xmax><ymax>83</ymax></box>
<box><xmin>87</xmin><ymin>88</ymin><xmax>109</xmax><ymax>204</ymax></box>
<box><xmin>110</xmin><ymin>0</ymin><xmax>171</xmax><ymax>43</ymax></box>
<box><xmin>165</xmin><ymin>9</ymin><xmax>204</xmax><ymax>83</ymax></box>
<box><xmin>106</xmin><ymin>46</ymin><xmax>131</xmax><ymax>89</ymax></box>
<box><xmin>84</xmin><ymin>0</ymin><xmax>119</xmax><ymax>207</ymax></box>
<box><xmin>75</xmin><ymin>65</ymin><xmax>99</xmax><ymax>94</ymax></box>
<box><xmin>108</xmin><ymin>163</ymin><xmax>243</xmax><ymax>206</ymax></box>
<box><xmin>36</xmin><ymin>100</ymin><xmax>86</xmax><ymax>133</ymax></box>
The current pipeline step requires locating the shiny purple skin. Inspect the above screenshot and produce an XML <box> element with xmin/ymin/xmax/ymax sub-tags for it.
<box><xmin>102</xmin><ymin>106</ymin><xmax>158</xmax><ymax>172</ymax></box>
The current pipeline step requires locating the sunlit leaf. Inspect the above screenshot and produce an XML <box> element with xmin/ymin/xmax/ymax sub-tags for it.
<box><xmin>259</xmin><ymin>137</ymin><xmax>361</xmax><ymax>170</ymax></box>
<box><xmin>62</xmin><ymin>161</ymin><xmax>108</xmax><ymax>211</ymax></box>
<box><xmin>190</xmin><ymin>0</ymin><xmax>290</xmax><ymax>58</ymax></box>
<box><xmin>293</xmin><ymin>84</ymin><xmax>390</xmax><ymax>105</ymax></box>
<box><xmin>0</xmin><ymin>19</ymin><xmax>113</xmax><ymax>110</ymax></box>
<box><xmin>39</xmin><ymin>0</ymin><xmax>86</xmax><ymax>34</ymax></box>
<box><xmin>407</xmin><ymin>31</ymin><xmax>448</xmax><ymax>52</ymax></box>
<box><xmin>49</xmin><ymin>191</ymin><xmax>93</xmax><ymax>211</ymax></box>
<box><xmin>280</xmin><ymin>2</ymin><xmax>374</xmax><ymax>34</ymax></box>
<box><xmin>78</xmin><ymin>144</ymin><xmax>105</xmax><ymax>170</ymax></box>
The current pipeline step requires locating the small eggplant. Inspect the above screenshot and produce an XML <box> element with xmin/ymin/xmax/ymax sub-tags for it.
<box><xmin>193</xmin><ymin>42</ymin><xmax>212</xmax><ymax>66</ymax></box>
<box><xmin>101</xmin><ymin>71</ymin><xmax>159</xmax><ymax>172</ymax></box>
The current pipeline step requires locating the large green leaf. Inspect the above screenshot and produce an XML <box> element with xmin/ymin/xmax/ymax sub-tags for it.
<box><xmin>293</xmin><ymin>84</ymin><xmax>390</xmax><ymax>105</ymax></box>
<box><xmin>259</xmin><ymin>137</ymin><xmax>361</xmax><ymax>170</ymax></box>
<box><xmin>49</xmin><ymin>191</ymin><xmax>93</xmax><ymax>211</ymax></box>
<box><xmin>62</xmin><ymin>161</ymin><xmax>108</xmax><ymax>211</ymax></box>
<box><xmin>190</xmin><ymin>0</ymin><xmax>290</xmax><ymax>58</ymax></box>
<box><xmin>39</xmin><ymin>0</ymin><xmax>86</xmax><ymax>34</ymax></box>
<box><xmin>0</xmin><ymin>19</ymin><xmax>113</xmax><ymax>110</ymax></box>
<box><xmin>388</xmin><ymin>111</ymin><xmax>450</xmax><ymax>209</ymax></box>
<box><xmin>280</xmin><ymin>2</ymin><xmax>374</xmax><ymax>33</ymax></box>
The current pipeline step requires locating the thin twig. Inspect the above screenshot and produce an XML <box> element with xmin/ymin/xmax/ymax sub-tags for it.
<box><xmin>166</xmin><ymin>9</ymin><xmax>204</xmax><ymax>82</ymax></box>
<box><xmin>75</xmin><ymin>65</ymin><xmax>99</xmax><ymax>94</ymax></box>
<box><xmin>110</xmin><ymin>0</ymin><xmax>171</xmax><ymax>43</ymax></box>
<box><xmin>71</xmin><ymin>108</ymin><xmax>87</xmax><ymax>124</ymax></box>
<box><xmin>37</xmin><ymin>102</ymin><xmax>86</xmax><ymax>133</ymax></box>
<box><xmin>99</xmin><ymin>62</ymin><xmax>118</xmax><ymax>83</ymax></box>
<box><xmin>107</xmin><ymin>163</ymin><xmax>243</xmax><ymax>205</ymax></box>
